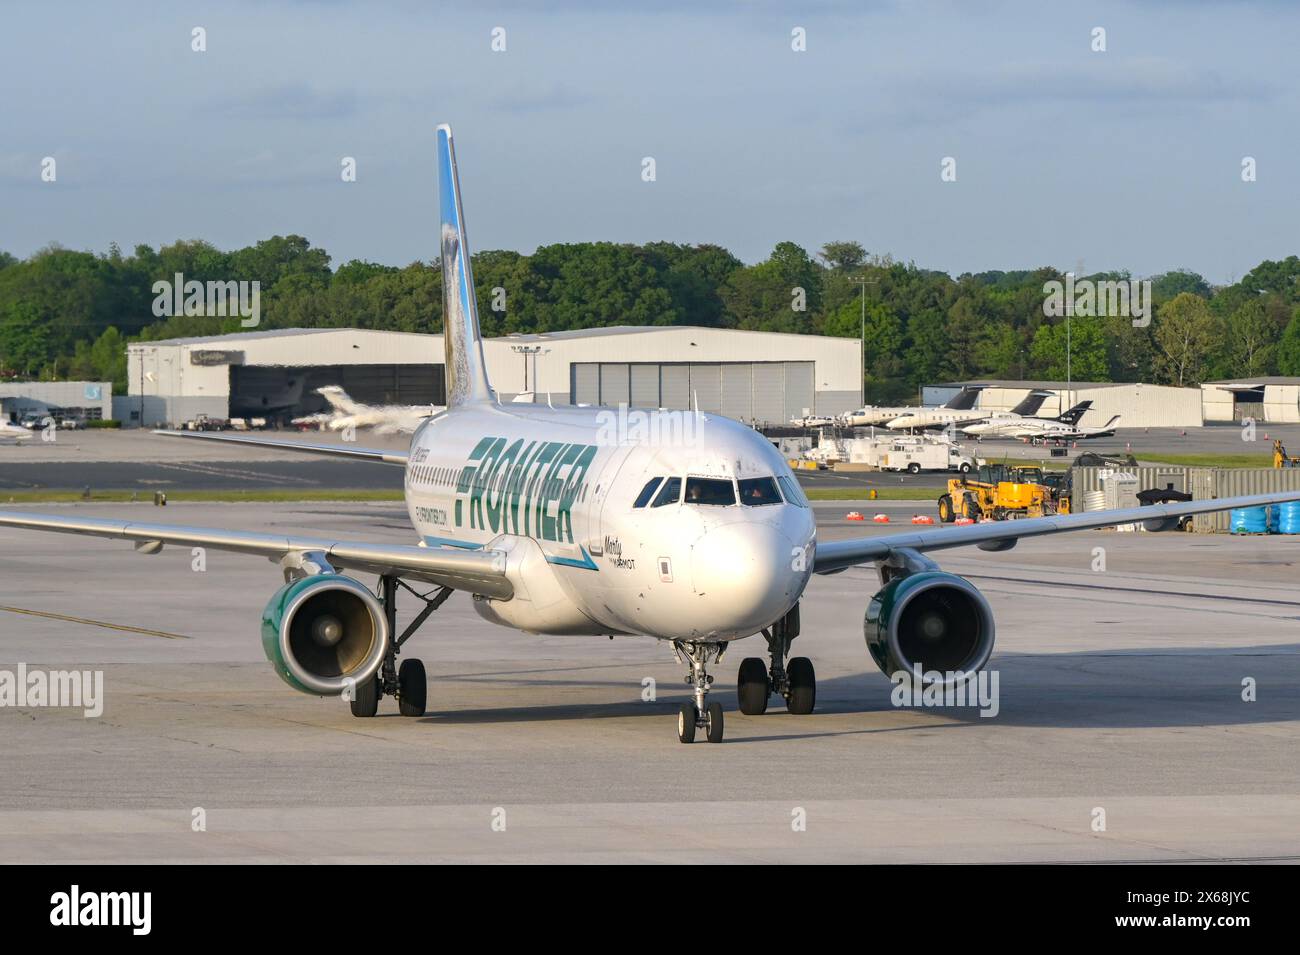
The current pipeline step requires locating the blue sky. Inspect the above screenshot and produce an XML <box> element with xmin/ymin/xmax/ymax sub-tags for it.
<box><xmin>2</xmin><ymin>1</ymin><xmax>1296</xmax><ymax>282</ymax></box>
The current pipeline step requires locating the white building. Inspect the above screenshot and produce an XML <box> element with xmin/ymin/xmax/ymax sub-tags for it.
<box><xmin>125</xmin><ymin>326</ymin><xmax>862</xmax><ymax>428</ymax></box>
<box><xmin>0</xmin><ymin>381</ymin><xmax>113</xmax><ymax>422</ymax></box>
<box><xmin>1202</xmin><ymin>378</ymin><xmax>1300</xmax><ymax>423</ymax></box>
<box><xmin>924</xmin><ymin>380</ymin><xmax>1205</xmax><ymax>429</ymax></box>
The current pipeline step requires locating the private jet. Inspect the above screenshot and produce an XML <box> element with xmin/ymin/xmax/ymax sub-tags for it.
<box><xmin>1</xmin><ymin>126</ymin><xmax>1297</xmax><ymax>744</ymax></box>
<box><xmin>839</xmin><ymin>386</ymin><xmax>986</xmax><ymax>428</ymax></box>
<box><xmin>884</xmin><ymin>388</ymin><xmax>1051</xmax><ymax>432</ymax></box>
<box><xmin>962</xmin><ymin>399</ymin><xmax>1092</xmax><ymax>438</ymax></box>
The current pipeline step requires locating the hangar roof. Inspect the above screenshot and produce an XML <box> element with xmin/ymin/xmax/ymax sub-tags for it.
<box><xmin>935</xmin><ymin>379</ymin><xmax>1130</xmax><ymax>390</ymax></box>
<box><xmin>1205</xmin><ymin>377</ymin><xmax>1300</xmax><ymax>386</ymax></box>
<box><xmin>500</xmin><ymin>325</ymin><xmax>844</xmax><ymax>343</ymax></box>
<box><xmin>140</xmin><ymin>328</ymin><xmax>431</xmax><ymax>346</ymax></box>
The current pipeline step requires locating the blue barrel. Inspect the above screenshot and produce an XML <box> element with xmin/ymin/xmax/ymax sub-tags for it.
<box><xmin>1275</xmin><ymin>501</ymin><xmax>1300</xmax><ymax>535</ymax></box>
<box><xmin>1231</xmin><ymin>507</ymin><xmax>1269</xmax><ymax>534</ymax></box>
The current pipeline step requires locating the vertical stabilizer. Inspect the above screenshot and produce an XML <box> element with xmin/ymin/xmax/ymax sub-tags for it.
<box><xmin>1056</xmin><ymin>400</ymin><xmax>1093</xmax><ymax>425</ymax></box>
<box><xmin>437</xmin><ymin>124</ymin><xmax>494</xmax><ymax>406</ymax></box>
<box><xmin>1008</xmin><ymin>390</ymin><xmax>1053</xmax><ymax>417</ymax></box>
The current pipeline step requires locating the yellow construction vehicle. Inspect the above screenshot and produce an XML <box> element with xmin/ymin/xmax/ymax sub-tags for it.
<box><xmin>1273</xmin><ymin>439</ymin><xmax>1300</xmax><ymax>468</ymax></box>
<box><xmin>937</xmin><ymin>464</ymin><xmax>1069</xmax><ymax>522</ymax></box>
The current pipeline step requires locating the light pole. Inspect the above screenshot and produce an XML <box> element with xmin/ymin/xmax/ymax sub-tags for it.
<box><xmin>848</xmin><ymin>275</ymin><xmax>879</xmax><ymax>403</ymax></box>
<box><xmin>510</xmin><ymin>344</ymin><xmax>549</xmax><ymax>396</ymax></box>
<box><xmin>1065</xmin><ymin>272</ymin><xmax>1073</xmax><ymax>411</ymax></box>
<box><xmin>510</xmin><ymin>345</ymin><xmax>542</xmax><ymax>392</ymax></box>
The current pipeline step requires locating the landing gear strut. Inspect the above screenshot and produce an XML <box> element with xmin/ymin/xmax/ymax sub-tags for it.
<box><xmin>737</xmin><ymin>603</ymin><xmax>816</xmax><ymax>715</ymax></box>
<box><xmin>672</xmin><ymin>640</ymin><xmax>726</xmax><ymax>743</ymax></box>
<box><xmin>350</xmin><ymin>575</ymin><xmax>451</xmax><ymax>719</ymax></box>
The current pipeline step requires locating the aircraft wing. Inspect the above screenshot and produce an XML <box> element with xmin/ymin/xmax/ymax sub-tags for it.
<box><xmin>813</xmin><ymin>490</ymin><xmax>1300</xmax><ymax>574</ymax></box>
<box><xmin>0</xmin><ymin>510</ymin><xmax>511</xmax><ymax>598</ymax></box>
<box><xmin>153</xmin><ymin>429</ymin><xmax>407</xmax><ymax>464</ymax></box>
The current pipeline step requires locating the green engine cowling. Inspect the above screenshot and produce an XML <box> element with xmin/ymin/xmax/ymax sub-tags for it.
<box><xmin>865</xmin><ymin>571</ymin><xmax>995</xmax><ymax>685</ymax></box>
<box><xmin>261</xmin><ymin>575</ymin><xmax>389</xmax><ymax>695</ymax></box>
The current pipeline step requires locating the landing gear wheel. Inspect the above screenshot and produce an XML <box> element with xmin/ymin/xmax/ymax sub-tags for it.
<box><xmin>705</xmin><ymin>702</ymin><xmax>725</xmax><ymax>743</ymax></box>
<box><xmin>787</xmin><ymin>657</ymin><xmax>816</xmax><ymax>715</ymax></box>
<box><xmin>737</xmin><ymin>657</ymin><xmax>769</xmax><ymax>715</ymax></box>
<box><xmin>938</xmin><ymin>494</ymin><xmax>955</xmax><ymax>523</ymax></box>
<box><xmin>350</xmin><ymin>677</ymin><xmax>379</xmax><ymax>718</ymax></box>
<box><xmin>397</xmin><ymin>658</ymin><xmax>427</xmax><ymax>717</ymax></box>
<box><xmin>677</xmin><ymin>703</ymin><xmax>698</xmax><ymax>744</ymax></box>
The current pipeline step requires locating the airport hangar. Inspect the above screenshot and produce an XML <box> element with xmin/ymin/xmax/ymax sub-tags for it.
<box><xmin>923</xmin><ymin>379</ymin><xmax>1206</xmax><ymax>429</ymax></box>
<box><xmin>1201</xmin><ymin>378</ymin><xmax>1300</xmax><ymax>423</ymax></box>
<box><xmin>0</xmin><ymin>380</ymin><xmax>113</xmax><ymax>422</ymax></box>
<box><xmin>123</xmin><ymin>326</ymin><xmax>863</xmax><ymax>428</ymax></box>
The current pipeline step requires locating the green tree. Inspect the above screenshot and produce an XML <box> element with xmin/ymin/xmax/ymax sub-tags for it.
<box><xmin>1277</xmin><ymin>308</ymin><xmax>1300</xmax><ymax>376</ymax></box>
<box><xmin>818</xmin><ymin>241</ymin><xmax>866</xmax><ymax>272</ymax></box>
<box><xmin>1154</xmin><ymin>292</ymin><xmax>1217</xmax><ymax>386</ymax></box>
<box><xmin>0</xmin><ymin>301</ymin><xmax>53</xmax><ymax>376</ymax></box>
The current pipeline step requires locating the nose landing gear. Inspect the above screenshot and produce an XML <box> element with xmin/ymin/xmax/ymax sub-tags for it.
<box><xmin>737</xmin><ymin>603</ymin><xmax>816</xmax><ymax>716</ymax></box>
<box><xmin>673</xmin><ymin>640</ymin><xmax>726</xmax><ymax>743</ymax></box>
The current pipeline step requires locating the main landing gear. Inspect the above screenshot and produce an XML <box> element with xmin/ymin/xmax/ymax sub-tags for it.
<box><xmin>672</xmin><ymin>640</ymin><xmax>727</xmax><ymax>743</ymax></box>
<box><xmin>349</xmin><ymin>575</ymin><xmax>452</xmax><ymax>719</ymax></box>
<box><xmin>736</xmin><ymin>603</ymin><xmax>816</xmax><ymax>716</ymax></box>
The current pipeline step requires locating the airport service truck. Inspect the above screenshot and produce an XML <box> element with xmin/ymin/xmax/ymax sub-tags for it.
<box><xmin>878</xmin><ymin>439</ymin><xmax>977</xmax><ymax>475</ymax></box>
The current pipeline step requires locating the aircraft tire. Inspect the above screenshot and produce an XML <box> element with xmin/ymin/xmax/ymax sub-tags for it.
<box><xmin>737</xmin><ymin>658</ymin><xmax>769</xmax><ymax>715</ymax></box>
<box><xmin>350</xmin><ymin>677</ymin><xmax>380</xmax><ymax>718</ymax></box>
<box><xmin>677</xmin><ymin>703</ymin><xmax>698</xmax><ymax>743</ymax></box>
<box><xmin>705</xmin><ymin>702</ymin><xmax>725</xmax><ymax>743</ymax></box>
<box><xmin>787</xmin><ymin>657</ymin><xmax>816</xmax><ymax>714</ymax></box>
<box><xmin>397</xmin><ymin>658</ymin><xmax>427</xmax><ymax>717</ymax></box>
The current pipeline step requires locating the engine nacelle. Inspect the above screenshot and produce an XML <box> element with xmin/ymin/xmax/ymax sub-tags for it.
<box><xmin>864</xmin><ymin>571</ymin><xmax>995</xmax><ymax>685</ymax></box>
<box><xmin>261</xmin><ymin>575</ymin><xmax>389</xmax><ymax>695</ymax></box>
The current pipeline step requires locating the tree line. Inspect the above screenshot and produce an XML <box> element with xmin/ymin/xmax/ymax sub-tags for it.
<box><xmin>1</xmin><ymin>237</ymin><xmax>1298</xmax><ymax>401</ymax></box>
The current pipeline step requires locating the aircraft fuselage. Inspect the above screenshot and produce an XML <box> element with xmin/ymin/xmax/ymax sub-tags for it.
<box><xmin>402</xmin><ymin>402</ymin><xmax>816</xmax><ymax>643</ymax></box>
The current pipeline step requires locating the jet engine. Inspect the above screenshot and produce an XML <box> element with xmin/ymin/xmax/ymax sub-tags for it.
<box><xmin>864</xmin><ymin>571</ymin><xmax>995</xmax><ymax>684</ymax></box>
<box><xmin>261</xmin><ymin>575</ymin><xmax>389</xmax><ymax>695</ymax></box>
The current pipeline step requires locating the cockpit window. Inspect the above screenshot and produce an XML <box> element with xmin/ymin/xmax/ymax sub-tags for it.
<box><xmin>650</xmin><ymin>477</ymin><xmax>682</xmax><ymax>507</ymax></box>
<box><xmin>777</xmin><ymin>475</ymin><xmax>809</xmax><ymax>507</ymax></box>
<box><xmin>684</xmin><ymin>477</ymin><xmax>736</xmax><ymax>506</ymax></box>
<box><xmin>738</xmin><ymin>477</ymin><xmax>781</xmax><ymax>506</ymax></box>
<box><xmin>633</xmin><ymin>477</ymin><xmax>662</xmax><ymax>508</ymax></box>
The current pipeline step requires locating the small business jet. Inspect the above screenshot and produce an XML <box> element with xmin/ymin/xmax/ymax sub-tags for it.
<box><xmin>293</xmin><ymin>386</ymin><xmax>443</xmax><ymax>435</ymax></box>
<box><xmin>1024</xmin><ymin>414</ymin><xmax>1122</xmax><ymax>442</ymax></box>
<box><xmin>839</xmin><ymin>386</ymin><xmax>986</xmax><ymax>428</ymax></box>
<box><xmin>1</xmin><ymin>126</ymin><xmax>1297</xmax><ymax>744</ymax></box>
<box><xmin>962</xmin><ymin>399</ymin><xmax>1091</xmax><ymax>438</ymax></box>
<box><xmin>0</xmin><ymin>419</ymin><xmax>34</xmax><ymax>443</ymax></box>
<box><xmin>885</xmin><ymin>388</ymin><xmax>1050</xmax><ymax>432</ymax></box>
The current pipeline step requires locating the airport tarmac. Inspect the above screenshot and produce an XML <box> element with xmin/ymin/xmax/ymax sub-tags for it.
<box><xmin>0</xmin><ymin>424</ymin><xmax>1296</xmax><ymax>493</ymax></box>
<box><xmin>2</xmin><ymin>499</ymin><xmax>1298</xmax><ymax>863</ymax></box>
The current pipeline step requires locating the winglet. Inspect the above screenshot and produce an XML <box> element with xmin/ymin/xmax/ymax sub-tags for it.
<box><xmin>437</xmin><ymin>124</ymin><xmax>495</xmax><ymax>406</ymax></box>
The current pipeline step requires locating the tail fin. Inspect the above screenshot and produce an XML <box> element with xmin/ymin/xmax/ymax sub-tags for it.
<box><xmin>437</xmin><ymin>124</ymin><xmax>494</xmax><ymax>406</ymax></box>
<box><xmin>943</xmin><ymin>386</ymin><xmax>985</xmax><ymax>411</ymax></box>
<box><xmin>1056</xmin><ymin>400</ymin><xmax>1093</xmax><ymax>425</ymax></box>
<box><xmin>1008</xmin><ymin>389</ymin><xmax>1053</xmax><ymax>417</ymax></box>
<box><xmin>317</xmin><ymin>385</ymin><xmax>364</xmax><ymax>416</ymax></box>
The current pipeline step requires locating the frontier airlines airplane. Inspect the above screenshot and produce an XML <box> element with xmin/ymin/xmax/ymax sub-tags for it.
<box><xmin>2</xmin><ymin>126</ymin><xmax>1298</xmax><ymax>744</ymax></box>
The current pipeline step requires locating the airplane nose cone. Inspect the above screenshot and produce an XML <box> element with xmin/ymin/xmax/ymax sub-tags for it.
<box><xmin>690</xmin><ymin>522</ymin><xmax>801</xmax><ymax>637</ymax></box>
